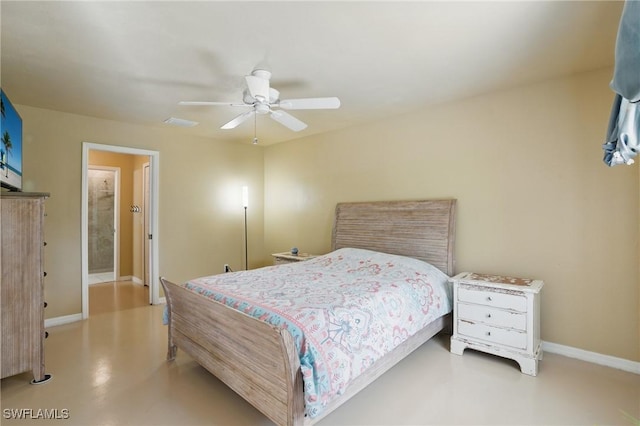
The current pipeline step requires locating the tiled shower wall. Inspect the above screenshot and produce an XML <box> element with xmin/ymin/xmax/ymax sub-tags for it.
<box><xmin>88</xmin><ymin>169</ymin><xmax>115</xmax><ymax>274</ymax></box>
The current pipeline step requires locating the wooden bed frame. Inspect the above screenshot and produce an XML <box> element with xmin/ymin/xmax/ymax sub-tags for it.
<box><xmin>161</xmin><ymin>199</ymin><xmax>456</xmax><ymax>426</ymax></box>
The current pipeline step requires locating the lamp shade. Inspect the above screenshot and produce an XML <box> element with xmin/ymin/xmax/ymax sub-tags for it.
<box><xmin>242</xmin><ymin>186</ymin><xmax>249</xmax><ymax>208</ymax></box>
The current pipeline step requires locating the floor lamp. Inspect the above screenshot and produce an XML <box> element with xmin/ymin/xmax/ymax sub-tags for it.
<box><xmin>242</xmin><ymin>186</ymin><xmax>248</xmax><ymax>270</ymax></box>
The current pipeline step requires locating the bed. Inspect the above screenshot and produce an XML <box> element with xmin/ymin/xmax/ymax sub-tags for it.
<box><xmin>160</xmin><ymin>199</ymin><xmax>456</xmax><ymax>426</ymax></box>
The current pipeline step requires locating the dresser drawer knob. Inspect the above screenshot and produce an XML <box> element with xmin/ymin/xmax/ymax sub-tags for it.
<box><xmin>486</xmin><ymin>313</ymin><xmax>492</xmax><ymax>318</ymax></box>
<box><xmin>486</xmin><ymin>331</ymin><xmax>491</xmax><ymax>336</ymax></box>
<box><xmin>486</xmin><ymin>296</ymin><xmax>492</xmax><ymax>302</ymax></box>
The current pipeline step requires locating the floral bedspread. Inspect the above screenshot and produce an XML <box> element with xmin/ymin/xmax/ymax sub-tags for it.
<box><xmin>182</xmin><ymin>247</ymin><xmax>452</xmax><ymax>418</ymax></box>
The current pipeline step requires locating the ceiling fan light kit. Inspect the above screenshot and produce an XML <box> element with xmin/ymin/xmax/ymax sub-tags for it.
<box><xmin>178</xmin><ymin>68</ymin><xmax>341</xmax><ymax>137</ymax></box>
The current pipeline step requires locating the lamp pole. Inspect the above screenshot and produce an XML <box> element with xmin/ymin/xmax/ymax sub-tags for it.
<box><xmin>244</xmin><ymin>205</ymin><xmax>248</xmax><ymax>270</ymax></box>
<box><xmin>242</xmin><ymin>186</ymin><xmax>248</xmax><ymax>270</ymax></box>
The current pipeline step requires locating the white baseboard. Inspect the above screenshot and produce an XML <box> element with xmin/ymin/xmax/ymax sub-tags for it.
<box><xmin>45</xmin><ymin>313</ymin><xmax>83</xmax><ymax>328</ymax></box>
<box><xmin>90</xmin><ymin>275</ymin><xmax>143</xmax><ymax>284</ymax></box>
<box><xmin>543</xmin><ymin>341</ymin><xmax>640</xmax><ymax>375</ymax></box>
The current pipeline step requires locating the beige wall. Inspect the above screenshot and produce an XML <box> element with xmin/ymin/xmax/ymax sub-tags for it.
<box><xmin>264</xmin><ymin>68</ymin><xmax>640</xmax><ymax>362</ymax></box>
<box><xmin>19</xmin><ymin>106</ymin><xmax>265</xmax><ymax>318</ymax></box>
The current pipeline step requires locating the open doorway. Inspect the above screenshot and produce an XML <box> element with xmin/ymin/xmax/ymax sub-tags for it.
<box><xmin>81</xmin><ymin>143</ymin><xmax>160</xmax><ymax>319</ymax></box>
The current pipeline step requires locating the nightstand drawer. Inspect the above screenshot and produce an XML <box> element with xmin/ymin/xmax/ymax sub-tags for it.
<box><xmin>458</xmin><ymin>286</ymin><xmax>527</xmax><ymax>312</ymax></box>
<box><xmin>457</xmin><ymin>320</ymin><xmax>527</xmax><ymax>350</ymax></box>
<box><xmin>457</xmin><ymin>303</ymin><xmax>526</xmax><ymax>331</ymax></box>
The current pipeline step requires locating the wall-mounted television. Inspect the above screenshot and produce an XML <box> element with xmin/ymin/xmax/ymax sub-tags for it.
<box><xmin>0</xmin><ymin>89</ymin><xmax>23</xmax><ymax>191</ymax></box>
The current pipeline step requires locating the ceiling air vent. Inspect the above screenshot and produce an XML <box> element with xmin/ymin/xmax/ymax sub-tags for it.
<box><xmin>163</xmin><ymin>117</ymin><xmax>198</xmax><ymax>127</ymax></box>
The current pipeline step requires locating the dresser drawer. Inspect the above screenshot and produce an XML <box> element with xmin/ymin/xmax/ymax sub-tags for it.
<box><xmin>457</xmin><ymin>302</ymin><xmax>526</xmax><ymax>331</ymax></box>
<box><xmin>457</xmin><ymin>320</ymin><xmax>527</xmax><ymax>350</ymax></box>
<box><xmin>458</xmin><ymin>286</ymin><xmax>527</xmax><ymax>312</ymax></box>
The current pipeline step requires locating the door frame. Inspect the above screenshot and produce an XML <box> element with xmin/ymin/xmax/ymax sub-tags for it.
<box><xmin>81</xmin><ymin>142</ymin><xmax>161</xmax><ymax>319</ymax></box>
<box><xmin>87</xmin><ymin>165</ymin><xmax>120</xmax><ymax>282</ymax></box>
<box><xmin>142</xmin><ymin>162</ymin><xmax>151</xmax><ymax>290</ymax></box>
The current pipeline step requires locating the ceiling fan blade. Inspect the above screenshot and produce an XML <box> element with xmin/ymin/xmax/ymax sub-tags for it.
<box><xmin>245</xmin><ymin>75</ymin><xmax>270</xmax><ymax>101</ymax></box>
<box><xmin>270</xmin><ymin>110</ymin><xmax>307</xmax><ymax>132</ymax></box>
<box><xmin>221</xmin><ymin>111</ymin><xmax>254</xmax><ymax>130</ymax></box>
<box><xmin>179</xmin><ymin>101</ymin><xmax>248</xmax><ymax>107</ymax></box>
<box><xmin>277</xmin><ymin>97</ymin><xmax>341</xmax><ymax>110</ymax></box>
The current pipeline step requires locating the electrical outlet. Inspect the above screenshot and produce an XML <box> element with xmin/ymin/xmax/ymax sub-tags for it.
<box><xmin>224</xmin><ymin>264</ymin><xmax>231</xmax><ymax>273</ymax></box>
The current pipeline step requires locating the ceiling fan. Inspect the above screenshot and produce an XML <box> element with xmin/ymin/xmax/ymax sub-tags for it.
<box><xmin>179</xmin><ymin>69</ymin><xmax>340</xmax><ymax>133</ymax></box>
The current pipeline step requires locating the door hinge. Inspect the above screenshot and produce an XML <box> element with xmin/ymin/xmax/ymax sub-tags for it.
<box><xmin>148</xmin><ymin>234</ymin><xmax>153</xmax><ymax>240</ymax></box>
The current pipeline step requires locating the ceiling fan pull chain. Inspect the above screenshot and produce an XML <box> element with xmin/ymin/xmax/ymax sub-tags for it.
<box><xmin>253</xmin><ymin>111</ymin><xmax>258</xmax><ymax>145</ymax></box>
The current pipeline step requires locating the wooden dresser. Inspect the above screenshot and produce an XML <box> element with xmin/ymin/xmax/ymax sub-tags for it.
<box><xmin>1</xmin><ymin>192</ymin><xmax>51</xmax><ymax>383</ymax></box>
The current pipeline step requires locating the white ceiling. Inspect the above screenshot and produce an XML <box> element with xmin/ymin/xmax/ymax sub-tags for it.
<box><xmin>1</xmin><ymin>1</ymin><xmax>624</xmax><ymax>146</ymax></box>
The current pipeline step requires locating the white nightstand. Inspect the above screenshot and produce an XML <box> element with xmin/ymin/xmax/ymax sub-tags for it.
<box><xmin>272</xmin><ymin>252</ymin><xmax>319</xmax><ymax>265</ymax></box>
<box><xmin>450</xmin><ymin>272</ymin><xmax>544</xmax><ymax>376</ymax></box>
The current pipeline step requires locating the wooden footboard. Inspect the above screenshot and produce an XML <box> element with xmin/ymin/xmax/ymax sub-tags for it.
<box><xmin>162</xmin><ymin>277</ymin><xmax>450</xmax><ymax>426</ymax></box>
<box><xmin>161</xmin><ymin>277</ymin><xmax>305</xmax><ymax>426</ymax></box>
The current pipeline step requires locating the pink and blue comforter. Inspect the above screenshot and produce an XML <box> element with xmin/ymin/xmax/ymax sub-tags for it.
<box><xmin>182</xmin><ymin>247</ymin><xmax>452</xmax><ymax>418</ymax></box>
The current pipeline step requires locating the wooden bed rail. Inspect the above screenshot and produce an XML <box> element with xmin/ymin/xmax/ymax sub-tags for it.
<box><xmin>160</xmin><ymin>277</ymin><xmax>305</xmax><ymax>426</ymax></box>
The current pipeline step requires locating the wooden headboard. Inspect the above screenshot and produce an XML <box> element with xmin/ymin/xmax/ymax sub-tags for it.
<box><xmin>331</xmin><ymin>199</ymin><xmax>456</xmax><ymax>276</ymax></box>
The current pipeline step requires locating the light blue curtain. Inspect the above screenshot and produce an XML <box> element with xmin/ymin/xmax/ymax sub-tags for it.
<box><xmin>603</xmin><ymin>0</ymin><xmax>640</xmax><ymax>167</ymax></box>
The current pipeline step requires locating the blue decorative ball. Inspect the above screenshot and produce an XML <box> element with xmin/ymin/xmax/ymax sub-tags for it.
<box><xmin>291</xmin><ymin>247</ymin><xmax>299</xmax><ymax>255</ymax></box>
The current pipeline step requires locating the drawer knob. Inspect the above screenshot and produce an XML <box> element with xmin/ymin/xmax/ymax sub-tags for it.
<box><xmin>486</xmin><ymin>296</ymin><xmax>492</xmax><ymax>302</ymax></box>
<box><xmin>486</xmin><ymin>313</ymin><xmax>492</xmax><ymax>318</ymax></box>
<box><xmin>486</xmin><ymin>331</ymin><xmax>491</xmax><ymax>336</ymax></box>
